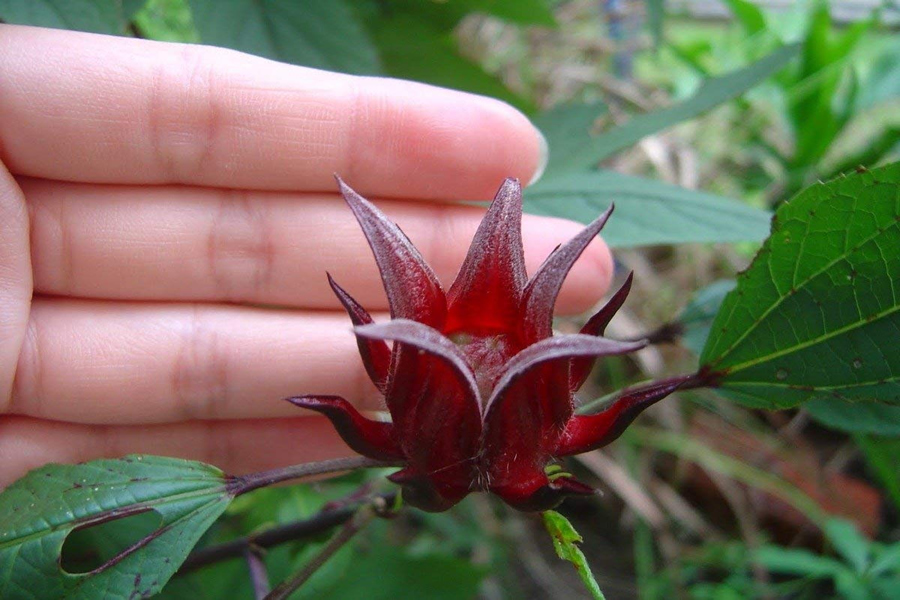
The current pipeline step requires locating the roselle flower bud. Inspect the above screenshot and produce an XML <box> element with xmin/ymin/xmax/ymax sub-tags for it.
<box><xmin>289</xmin><ymin>178</ymin><xmax>685</xmax><ymax>512</ymax></box>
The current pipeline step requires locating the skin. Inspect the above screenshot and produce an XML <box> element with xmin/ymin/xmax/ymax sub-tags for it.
<box><xmin>0</xmin><ymin>25</ymin><xmax>613</xmax><ymax>488</ymax></box>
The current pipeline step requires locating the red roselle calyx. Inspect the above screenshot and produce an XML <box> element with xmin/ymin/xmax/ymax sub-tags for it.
<box><xmin>288</xmin><ymin>177</ymin><xmax>687</xmax><ymax>512</ymax></box>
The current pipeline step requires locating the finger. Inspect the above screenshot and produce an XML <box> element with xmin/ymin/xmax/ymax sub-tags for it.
<box><xmin>0</xmin><ymin>25</ymin><xmax>544</xmax><ymax>201</ymax></box>
<box><xmin>0</xmin><ymin>415</ymin><xmax>350</xmax><ymax>489</ymax></box>
<box><xmin>9</xmin><ymin>299</ymin><xmax>383</xmax><ymax>425</ymax></box>
<box><xmin>0</xmin><ymin>163</ymin><xmax>32</xmax><ymax>401</ymax></box>
<box><xmin>24</xmin><ymin>178</ymin><xmax>613</xmax><ymax>315</ymax></box>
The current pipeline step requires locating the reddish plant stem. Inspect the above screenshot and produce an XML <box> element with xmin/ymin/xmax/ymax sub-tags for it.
<box><xmin>226</xmin><ymin>456</ymin><xmax>399</xmax><ymax>496</ymax></box>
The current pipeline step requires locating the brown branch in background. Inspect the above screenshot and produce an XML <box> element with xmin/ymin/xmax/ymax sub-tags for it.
<box><xmin>623</xmin><ymin>322</ymin><xmax>684</xmax><ymax>346</ymax></box>
<box><xmin>178</xmin><ymin>492</ymin><xmax>397</xmax><ymax>575</ymax></box>
<box><xmin>265</xmin><ymin>503</ymin><xmax>379</xmax><ymax>600</ymax></box>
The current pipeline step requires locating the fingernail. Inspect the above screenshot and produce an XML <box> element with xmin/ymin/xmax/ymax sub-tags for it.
<box><xmin>528</xmin><ymin>128</ymin><xmax>549</xmax><ymax>186</ymax></box>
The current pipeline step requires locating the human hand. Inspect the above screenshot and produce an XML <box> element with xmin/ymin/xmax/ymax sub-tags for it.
<box><xmin>0</xmin><ymin>25</ymin><xmax>612</xmax><ymax>487</ymax></box>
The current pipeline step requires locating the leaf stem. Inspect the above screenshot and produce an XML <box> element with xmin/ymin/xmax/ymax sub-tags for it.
<box><xmin>265</xmin><ymin>504</ymin><xmax>378</xmax><ymax>600</ymax></box>
<box><xmin>226</xmin><ymin>456</ymin><xmax>399</xmax><ymax>496</ymax></box>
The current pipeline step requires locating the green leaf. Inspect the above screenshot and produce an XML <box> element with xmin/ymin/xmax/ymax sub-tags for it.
<box><xmin>187</xmin><ymin>0</ymin><xmax>380</xmax><ymax>74</ymax></box>
<box><xmin>645</xmin><ymin>0</ymin><xmax>664</xmax><ymax>46</ymax></box>
<box><xmin>367</xmin><ymin>13</ymin><xmax>532</xmax><ymax>112</ymax></box>
<box><xmin>533</xmin><ymin>103</ymin><xmax>607</xmax><ymax>178</ymax></box>
<box><xmin>123</xmin><ymin>0</ymin><xmax>146</xmax><ymax>22</ymax></box>
<box><xmin>824</xmin><ymin>519</ymin><xmax>870</xmax><ymax>574</ymax></box>
<box><xmin>834</xmin><ymin>569</ymin><xmax>872</xmax><ymax>600</ymax></box>
<box><xmin>542</xmin><ymin>511</ymin><xmax>606</xmax><ymax>600</ymax></box>
<box><xmin>132</xmin><ymin>0</ymin><xmax>198</xmax><ymax>43</ymax></box>
<box><xmin>0</xmin><ymin>0</ymin><xmax>125</xmax><ymax>33</ymax></box>
<box><xmin>359</xmin><ymin>0</ymin><xmax>555</xmax><ymax>29</ymax></box>
<box><xmin>457</xmin><ymin>0</ymin><xmax>555</xmax><ymax>26</ymax></box>
<box><xmin>524</xmin><ymin>171</ymin><xmax>771</xmax><ymax>247</ymax></box>
<box><xmin>806</xmin><ymin>400</ymin><xmax>900</xmax><ymax>436</ymax></box>
<box><xmin>871</xmin><ymin>542</ymin><xmax>900</xmax><ymax>576</ymax></box>
<box><xmin>679</xmin><ymin>280</ymin><xmax>737</xmax><ymax>355</ymax></box>
<box><xmin>0</xmin><ymin>455</ymin><xmax>231</xmax><ymax>599</ymax></box>
<box><xmin>700</xmin><ymin>163</ymin><xmax>900</xmax><ymax>409</ymax></box>
<box><xmin>754</xmin><ymin>545</ymin><xmax>843</xmax><ymax>578</ymax></box>
<box><xmin>721</xmin><ymin>0</ymin><xmax>767</xmax><ymax>36</ymax></box>
<box><xmin>305</xmin><ymin>550</ymin><xmax>486</xmax><ymax>600</ymax></box>
<box><xmin>857</xmin><ymin>436</ymin><xmax>900</xmax><ymax>511</ymax></box>
<box><xmin>856</xmin><ymin>42</ymin><xmax>900</xmax><ymax>112</ymax></box>
<box><xmin>553</xmin><ymin>44</ymin><xmax>799</xmax><ymax>171</ymax></box>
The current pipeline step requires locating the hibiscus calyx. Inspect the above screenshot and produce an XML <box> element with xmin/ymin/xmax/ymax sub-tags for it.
<box><xmin>288</xmin><ymin>176</ymin><xmax>687</xmax><ymax>512</ymax></box>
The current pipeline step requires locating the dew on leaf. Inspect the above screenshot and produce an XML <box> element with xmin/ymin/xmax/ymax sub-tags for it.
<box><xmin>775</xmin><ymin>368</ymin><xmax>789</xmax><ymax>380</ymax></box>
<box><xmin>852</xmin><ymin>358</ymin><xmax>863</xmax><ymax>369</ymax></box>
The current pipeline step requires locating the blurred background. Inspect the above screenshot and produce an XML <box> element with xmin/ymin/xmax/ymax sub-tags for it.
<box><xmin>4</xmin><ymin>0</ymin><xmax>899</xmax><ymax>598</ymax></box>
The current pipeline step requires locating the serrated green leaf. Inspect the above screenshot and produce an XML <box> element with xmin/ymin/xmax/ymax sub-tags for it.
<box><xmin>524</xmin><ymin>171</ymin><xmax>771</xmax><ymax>247</ymax></box>
<box><xmin>187</xmin><ymin>0</ymin><xmax>379</xmax><ymax>74</ymax></box>
<box><xmin>542</xmin><ymin>511</ymin><xmax>606</xmax><ymax>600</ymax></box>
<box><xmin>679</xmin><ymin>280</ymin><xmax>737</xmax><ymax>355</ymax></box>
<box><xmin>700</xmin><ymin>163</ymin><xmax>900</xmax><ymax>409</ymax></box>
<box><xmin>0</xmin><ymin>0</ymin><xmax>125</xmax><ymax>33</ymax></box>
<box><xmin>552</xmin><ymin>44</ymin><xmax>799</xmax><ymax>171</ymax></box>
<box><xmin>0</xmin><ymin>455</ymin><xmax>231</xmax><ymax>599</ymax></box>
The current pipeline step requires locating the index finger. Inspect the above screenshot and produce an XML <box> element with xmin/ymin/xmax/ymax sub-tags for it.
<box><xmin>0</xmin><ymin>25</ymin><xmax>545</xmax><ymax>200</ymax></box>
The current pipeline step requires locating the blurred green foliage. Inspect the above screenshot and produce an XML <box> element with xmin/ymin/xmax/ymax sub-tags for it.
<box><xmin>661</xmin><ymin>0</ymin><xmax>900</xmax><ymax>202</ymax></box>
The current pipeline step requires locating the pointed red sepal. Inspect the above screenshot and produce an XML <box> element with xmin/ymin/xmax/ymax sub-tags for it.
<box><xmin>484</xmin><ymin>334</ymin><xmax>646</xmax><ymax>433</ymax></box>
<box><xmin>327</xmin><ymin>273</ymin><xmax>390</xmax><ymax>393</ymax></box>
<box><xmin>355</xmin><ymin>320</ymin><xmax>483</xmax><ymax>485</ymax></box>
<box><xmin>555</xmin><ymin>375</ymin><xmax>692</xmax><ymax>457</ymax></box>
<box><xmin>388</xmin><ymin>468</ymin><xmax>469</xmax><ymax>512</ymax></box>
<box><xmin>354</xmin><ymin>319</ymin><xmax>482</xmax><ymax>416</ymax></box>
<box><xmin>336</xmin><ymin>176</ymin><xmax>447</xmax><ymax>328</ymax></box>
<box><xmin>490</xmin><ymin>471</ymin><xmax>597</xmax><ymax>511</ymax></box>
<box><xmin>446</xmin><ymin>178</ymin><xmax>527</xmax><ymax>333</ymax></box>
<box><xmin>286</xmin><ymin>395</ymin><xmax>404</xmax><ymax>461</ymax></box>
<box><xmin>569</xmin><ymin>272</ymin><xmax>634</xmax><ymax>392</ymax></box>
<box><xmin>520</xmin><ymin>204</ymin><xmax>614</xmax><ymax>343</ymax></box>
<box><xmin>480</xmin><ymin>335</ymin><xmax>646</xmax><ymax>494</ymax></box>
<box><xmin>550</xmin><ymin>476</ymin><xmax>597</xmax><ymax>497</ymax></box>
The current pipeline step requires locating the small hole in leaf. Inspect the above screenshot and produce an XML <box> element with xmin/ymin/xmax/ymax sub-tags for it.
<box><xmin>61</xmin><ymin>509</ymin><xmax>163</xmax><ymax>574</ymax></box>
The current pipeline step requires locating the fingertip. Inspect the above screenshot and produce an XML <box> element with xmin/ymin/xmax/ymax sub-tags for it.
<box><xmin>402</xmin><ymin>91</ymin><xmax>546</xmax><ymax>200</ymax></box>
